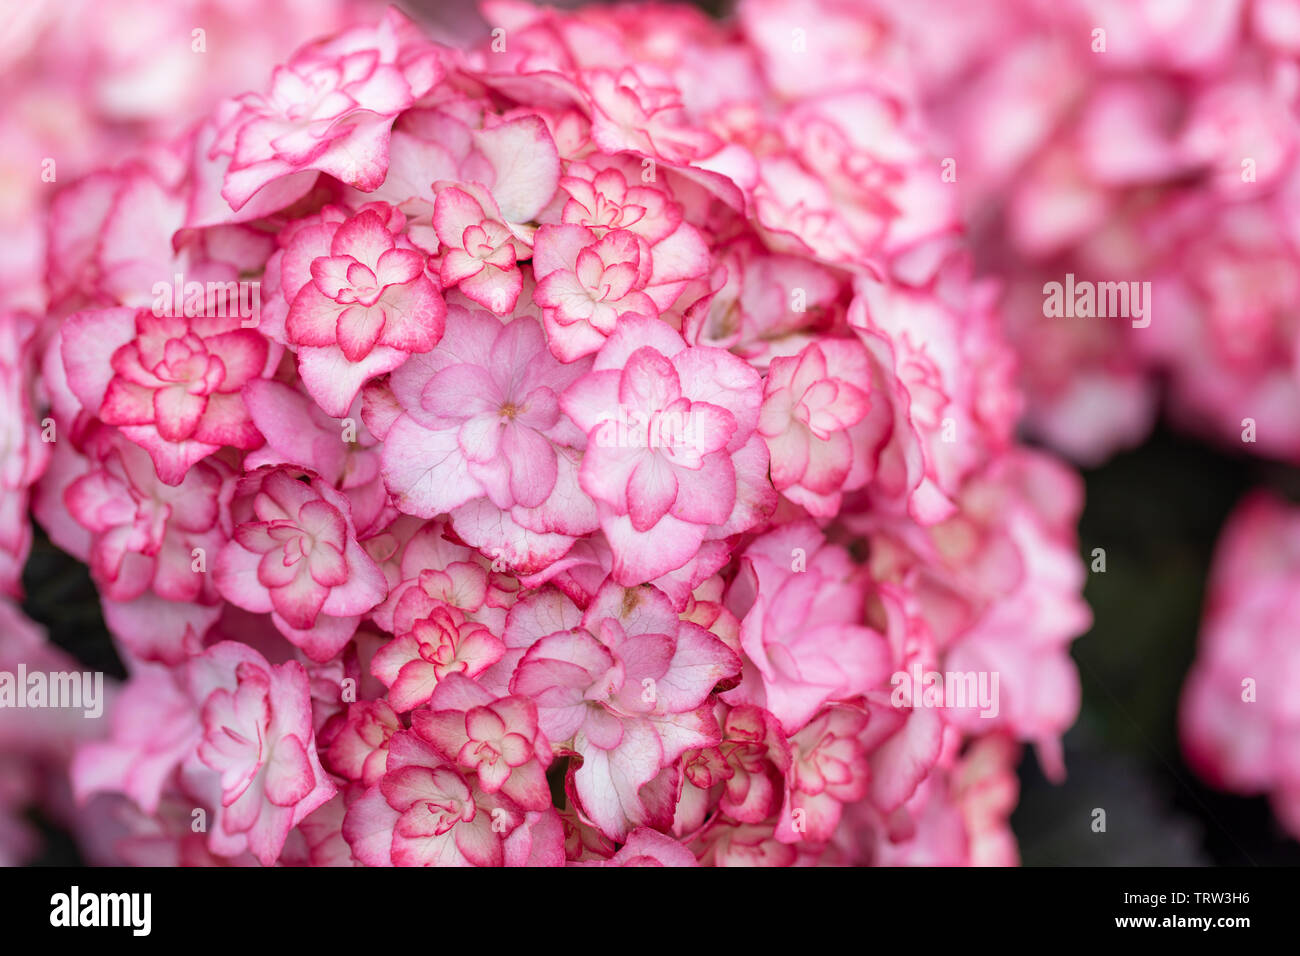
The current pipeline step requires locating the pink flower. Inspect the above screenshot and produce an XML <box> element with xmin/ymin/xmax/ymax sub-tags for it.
<box><xmin>534</xmin><ymin>227</ymin><xmax>661</xmax><ymax>362</ymax></box>
<box><xmin>63</xmin><ymin>428</ymin><xmax>229</xmax><ymax>605</ymax></box>
<box><xmin>276</xmin><ymin>202</ymin><xmax>446</xmax><ymax>416</ymax></box>
<box><xmin>509</xmin><ymin>580</ymin><xmax>739</xmax><ymax>841</ymax></box>
<box><xmin>365</xmin><ymin>516</ymin><xmax>513</xmax><ymax>635</ymax></box>
<box><xmin>208</xmin><ymin>8</ymin><xmax>443</xmax><ymax>214</ymax></box>
<box><xmin>561</xmin><ymin>314</ymin><xmax>769</xmax><ymax>584</ymax></box>
<box><xmin>593</xmin><ymin>68</ymin><xmax>727</xmax><ymax>165</ymax></box>
<box><xmin>533</xmin><ymin>215</ymin><xmax>710</xmax><ymax>362</ymax></box>
<box><xmin>73</xmin><ymin>641</ymin><xmax>335</xmax><ymax>867</ymax></box>
<box><xmin>559</xmin><ymin>159</ymin><xmax>683</xmax><ymax>244</ymax></box>
<box><xmin>721</xmin><ymin>521</ymin><xmax>893</xmax><ymax>734</ymax></box>
<box><xmin>758</xmin><ymin>338</ymin><xmax>871</xmax><ymax>515</ymax></box>
<box><xmin>433</xmin><ymin>184</ymin><xmax>530</xmax><ymax>316</ymax></box>
<box><xmin>193</xmin><ymin>642</ymin><xmax>337</xmax><ymax>865</ymax></box>
<box><xmin>775</xmin><ymin>705</ymin><xmax>870</xmax><ymax>843</ymax></box>
<box><xmin>214</xmin><ymin>466</ymin><xmax>387</xmax><ymax>660</ymax></box>
<box><xmin>371</xmin><ymin>599</ymin><xmax>505</xmax><ymax>711</ymax></box>
<box><xmin>34</xmin><ymin>425</ymin><xmax>230</xmax><ymax>663</ymax></box>
<box><xmin>342</xmin><ymin>730</ymin><xmax>562</xmax><ymax>866</ymax></box>
<box><xmin>412</xmin><ymin>673</ymin><xmax>554</xmax><ymax>811</ymax></box>
<box><xmin>319</xmin><ymin>699</ymin><xmax>402</xmax><ymax>787</ymax></box>
<box><xmin>1181</xmin><ymin>492</ymin><xmax>1300</xmax><ymax>839</ymax></box>
<box><xmin>62</xmin><ymin>306</ymin><xmax>276</xmax><ymax>485</ymax></box>
<box><xmin>676</xmin><ymin>703</ymin><xmax>791</xmax><ymax>833</ymax></box>
<box><xmin>380</xmin><ymin>306</ymin><xmax>596</xmax><ymax>571</ymax></box>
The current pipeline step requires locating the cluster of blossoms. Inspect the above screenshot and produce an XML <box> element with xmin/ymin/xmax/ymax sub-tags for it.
<box><xmin>0</xmin><ymin>0</ymin><xmax>390</xmax><ymax>857</ymax></box>
<box><xmin>0</xmin><ymin>0</ymin><xmax>392</xmax><ymax>313</ymax></box>
<box><xmin>1</xmin><ymin>1</ymin><xmax>1095</xmax><ymax>865</ymax></box>
<box><xmin>830</xmin><ymin>0</ymin><xmax>1300</xmax><ymax>465</ymax></box>
<box><xmin>831</xmin><ymin>0</ymin><xmax>1300</xmax><ymax>835</ymax></box>
<box><xmin>795</xmin><ymin>0</ymin><xmax>1300</xmax><ymax>839</ymax></box>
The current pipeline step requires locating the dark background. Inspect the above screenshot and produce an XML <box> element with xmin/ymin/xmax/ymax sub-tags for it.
<box><xmin>1012</xmin><ymin>422</ymin><xmax>1300</xmax><ymax>865</ymax></box>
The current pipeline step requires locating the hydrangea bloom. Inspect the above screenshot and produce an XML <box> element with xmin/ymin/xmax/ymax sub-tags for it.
<box><xmin>61</xmin><ymin>306</ymin><xmax>277</xmax><ymax>484</ymax></box>
<box><xmin>866</xmin><ymin>0</ymin><xmax>1300</xmax><ymax>466</ymax></box>
<box><xmin>6</xmin><ymin>0</ymin><xmax>1097</xmax><ymax>867</ymax></box>
<box><xmin>1181</xmin><ymin>493</ymin><xmax>1300</xmax><ymax>839</ymax></box>
<box><xmin>560</xmin><ymin>314</ymin><xmax>766</xmax><ymax>583</ymax></box>
<box><xmin>272</xmin><ymin>202</ymin><xmax>447</xmax><ymax>415</ymax></box>
<box><xmin>73</xmin><ymin>641</ymin><xmax>335</xmax><ymax>865</ymax></box>
<box><xmin>214</xmin><ymin>467</ymin><xmax>387</xmax><ymax>661</ymax></box>
<box><xmin>378</xmin><ymin>305</ymin><xmax>597</xmax><ymax>572</ymax></box>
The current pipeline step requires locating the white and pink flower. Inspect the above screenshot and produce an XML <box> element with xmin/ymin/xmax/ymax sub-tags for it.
<box><xmin>214</xmin><ymin>466</ymin><xmax>387</xmax><ymax>661</ymax></box>
<box><xmin>20</xmin><ymin>0</ymin><xmax>1116</xmax><ymax>869</ymax></box>
<box><xmin>272</xmin><ymin>202</ymin><xmax>446</xmax><ymax>416</ymax></box>
<box><xmin>561</xmin><ymin>315</ymin><xmax>768</xmax><ymax>584</ymax></box>
<box><xmin>61</xmin><ymin>306</ymin><xmax>277</xmax><ymax>485</ymax></box>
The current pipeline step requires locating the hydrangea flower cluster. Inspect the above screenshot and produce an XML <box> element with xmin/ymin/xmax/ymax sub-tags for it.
<box><xmin>849</xmin><ymin>0</ymin><xmax>1300</xmax><ymax>466</ymax></box>
<box><xmin>1</xmin><ymin>2</ymin><xmax>1095</xmax><ymax>865</ymax></box>
<box><xmin>0</xmin><ymin>0</ymin><xmax>389</xmax><ymax>313</ymax></box>
<box><xmin>842</xmin><ymin>0</ymin><xmax>1300</xmax><ymax>841</ymax></box>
